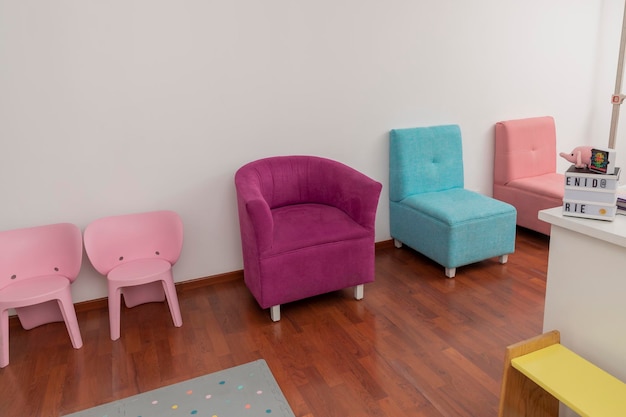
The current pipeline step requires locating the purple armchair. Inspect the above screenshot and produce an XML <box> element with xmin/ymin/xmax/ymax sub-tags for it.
<box><xmin>235</xmin><ymin>156</ymin><xmax>382</xmax><ymax>321</ymax></box>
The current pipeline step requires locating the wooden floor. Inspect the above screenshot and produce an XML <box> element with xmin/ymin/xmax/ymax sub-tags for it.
<box><xmin>0</xmin><ymin>227</ymin><xmax>550</xmax><ymax>417</ymax></box>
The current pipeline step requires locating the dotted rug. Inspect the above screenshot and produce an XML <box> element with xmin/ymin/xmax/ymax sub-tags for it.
<box><xmin>63</xmin><ymin>359</ymin><xmax>295</xmax><ymax>417</ymax></box>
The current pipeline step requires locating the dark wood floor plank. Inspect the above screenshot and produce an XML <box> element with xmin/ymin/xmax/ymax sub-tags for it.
<box><xmin>0</xmin><ymin>227</ymin><xmax>548</xmax><ymax>417</ymax></box>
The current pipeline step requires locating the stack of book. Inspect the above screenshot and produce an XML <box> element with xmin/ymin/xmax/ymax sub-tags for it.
<box><xmin>563</xmin><ymin>165</ymin><xmax>621</xmax><ymax>221</ymax></box>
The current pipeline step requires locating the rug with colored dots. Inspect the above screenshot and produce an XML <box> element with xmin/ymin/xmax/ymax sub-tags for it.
<box><xmin>62</xmin><ymin>359</ymin><xmax>295</xmax><ymax>417</ymax></box>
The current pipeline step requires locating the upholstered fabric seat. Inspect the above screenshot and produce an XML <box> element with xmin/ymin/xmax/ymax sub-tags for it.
<box><xmin>235</xmin><ymin>155</ymin><xmax>382</xmax><ymax>321</ymax></box>
<box><xmin>389</xmin><ymin>124</ymin><xmax>516</xmax><ymax>278</ymax></box>
<box><xmin>505</xmin><ymin>174</ymin><xmax>564</xmax><ymax>198</ymax></box>
<box><xmin>270</xmin><ymin>204</ymin><xmax>371</xmax><ymax>254</ymax></box>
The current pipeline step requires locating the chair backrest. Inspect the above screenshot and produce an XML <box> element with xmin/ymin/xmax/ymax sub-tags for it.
<box><xmin>0</xmin><ymin>223</ymin><xmax>82</xmax><ymax>291</ymax></box>
<box><xmin>235</xmin><ymin>155</ymin><xmax>365</xmax><ymax>209</ymax></box>
<box><xmin>494</xmin><ymin>116</ymin><xmax>557</xmax><ymax>185</ymax></box>
<box><xmin>389</xmin><ymin>125</ymin><xmax>464</xmax><ymax>201</ymax></box>
<box><xmin>83</xmin><ymin>210</ymin><xmax>183</xmax><ymax>276</ymax></box>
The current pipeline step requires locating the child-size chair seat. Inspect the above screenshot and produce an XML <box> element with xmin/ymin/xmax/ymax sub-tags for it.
<box><xmin>401</xmin><ymin>188</ymin><xmax>515</xmax><ymax>225</ymax></box>
<box><xmin>108</xmin><ymin>258</ymin><xmax>171</xmax><ymax>283</ymax></box>
<box><xmin>1</xmin><ymin>275</ymin><xmax>77</xmax><ymax>331</ymax></box>
<box><xmin>269</xmin><ymin>203</ymin><xmax>370</xmax><ymax>255</ymax></box>
<box><xmin>505</xmin><ymin>173</ymin><xmax>564</xmax><ymax>199</ymax></box>
<box><xmin>0</xmin><ymin>275</ymin><xmax>70</xmax><ymax>307</ymax></box>
<box><xmin>107</xmin><ymin>258</ymin><xmax>170</xmax><ymax>308</ymax></box>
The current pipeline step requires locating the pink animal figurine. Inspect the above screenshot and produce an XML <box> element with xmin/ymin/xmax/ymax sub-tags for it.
<box><xmin>559</xmin><ymin>146</ymin><xmax>593</xmax><ymax>168</ymax></box>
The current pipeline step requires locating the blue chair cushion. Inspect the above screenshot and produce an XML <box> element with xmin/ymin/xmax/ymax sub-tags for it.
<box><xmin>390</xmin><ymin>190</ymin><xmax>516</xmax><ymax>269</ymax></box>
<box><xmin>401</xmin><ymin>188</ymin><xmax>515</xmax><ymax>225</ymax></box>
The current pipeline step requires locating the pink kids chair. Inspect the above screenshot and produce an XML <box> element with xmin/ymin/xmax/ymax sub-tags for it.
<box><xmin>0</xmin><ymin>223</ymin><xmax>83</xmax><ymax>368</ymax></box>
<box><xmin>83</xmin><ymin>210</ymin><xmax>184</xmax><ymax>340</ymax></box>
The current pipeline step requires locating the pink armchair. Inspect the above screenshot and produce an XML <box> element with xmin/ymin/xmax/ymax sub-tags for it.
<box><xmin>235</xmin><ymin>156</ymin><xmax>382</xmax><ymax>321</ymax></box>
<box><xmin>494</xmin><ymin>116</ymin><xmax>564</xmax><ymax>235</ymax></box>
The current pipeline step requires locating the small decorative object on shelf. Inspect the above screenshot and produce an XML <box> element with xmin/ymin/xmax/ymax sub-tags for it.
<box><xmin>563</xmin><ymin>164</ymin><xmax>621</xmax><ymax>221</ymax></box>
<box><xmin>559</xmin><ymin>145</ymin><xmax>593</xmax><ymax>168</ymax></box>
<box><xmin>588</xmin><ymin>147</ymin><xmax>617</xmax><ymax>174</ymax></box>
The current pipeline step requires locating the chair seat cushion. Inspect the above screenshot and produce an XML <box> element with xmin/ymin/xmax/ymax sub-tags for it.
<box><xmin>401</xmin><ymin>188</ymin><xmax>515</xmax><ymax>225</ymax></box>
<box><xmin>268</xmin><ymin>203</ymin><xmax>370</xmax><ymax>255</ymax></box>
<box><xmin>506</xmin><ymin>173</ymin><xmax>564</xmax><ymax>199</ymax></box>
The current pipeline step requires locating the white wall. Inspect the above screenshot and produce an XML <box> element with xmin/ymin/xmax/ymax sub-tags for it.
<box><xmin>591</xmin><ymin>0</ymin><xmax>626</xmax><ymax>173</ymax></box>
<box><xmin>0</xmin><ymin>0</ymin><xmax>612</xmax><ymax>303</ymax></box>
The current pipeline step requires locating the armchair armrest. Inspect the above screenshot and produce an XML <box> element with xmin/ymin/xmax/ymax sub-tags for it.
<box><xmin>245</xmin><ymin>198</ymin><xmax>273</xmax><ymax>253</ymax></box>
<box><xmin>323</xmin><ymin>164</ymin><xmax>382</xmax><ymax>230</ymax></box>
<box><xmin>235</xmin><ymin>172</ymin><xmax>274</xmax><ymax>254</ymax></box>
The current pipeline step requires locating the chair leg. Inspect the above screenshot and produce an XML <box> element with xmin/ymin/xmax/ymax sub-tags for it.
<box><xmin>499</xmin><ymin>254</ymin><xmax>509</xmax><ymax>264</ymax></box>
<box><xmin>270</xmin><ymin>305</ymin><xmax>280</xmax><ymax>322</ymax></box>
<box><xmin>393</xmin><ymin>239</ymin><xmax>403</xmax><ymax>248</ymax></box>
<box><xmin>162</xmin><ymin>278</ymin><xmax>183</xmax><ymax>328</ymax></box>
<box><xmin>56</xmin><ymin>291</ymin><xmax>83</xmax><ymax>349</ymax></box>
<box><xmin>108</xmin><ymin>285</ymin><xmax>123</xmax><ymax>341</ymax></box>
<box><xmin>354</xmin><ymin>284</ymin><xmax>364</xmax><ymax>300</ymax></box>
<box><xmin>1</xmin><ymin>309</ymin><xmax>9</xmax><ymax>368</ymax></box>
<box><xmin>445</xmin><ymin>267</ymin><xmax>456</xmax><ymax>278</ymax></box>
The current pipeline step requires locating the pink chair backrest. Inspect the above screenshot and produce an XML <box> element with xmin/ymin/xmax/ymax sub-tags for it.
<box><xmin>83</xmin><ymin>210</ymin><xmax>183</xmax><ymax>276</ymax></box>
<box><xmin>0</xmin><ymin>223</ymin><xmax>83</xmax><ymax>291</ymax></box>
<box><xmin>494</xmin><ymin>116</ymin><xmax>557</xmax><ymax>185</ymax></box>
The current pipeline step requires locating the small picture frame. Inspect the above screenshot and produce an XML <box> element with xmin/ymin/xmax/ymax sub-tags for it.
<box><xmin>588</xmin><ymin>147</ymin><xmax>616</xmax><ymax>174</ymax></box>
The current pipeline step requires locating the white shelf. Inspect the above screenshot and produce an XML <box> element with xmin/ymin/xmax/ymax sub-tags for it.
<box><xmin>539</xmin><ymin>206</ymin><xmax>626</xmax><ymax>248</ymax></box>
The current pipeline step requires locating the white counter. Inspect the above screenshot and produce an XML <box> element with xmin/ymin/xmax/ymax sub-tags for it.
<box><xmin>539</xmin><ymin>206</ymin><xmax>626</xmax><ymax>248</ymax></box>
<box><xmin>538</xmin><ymin>207</ymin><xmax>626</xmax><ymax>416</ymax></box>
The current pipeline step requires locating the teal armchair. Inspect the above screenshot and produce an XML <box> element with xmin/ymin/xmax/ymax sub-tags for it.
<box><xmin>389</xmin><ymin>125</ymin><xmax>516</xmax><ymax>278</ymax></box>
